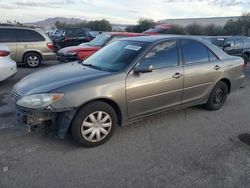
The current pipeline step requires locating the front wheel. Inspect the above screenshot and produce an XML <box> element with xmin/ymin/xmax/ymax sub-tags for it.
<box><xmin>71</xmin><ymin>101</ymin><xmax>117</xmax><ymax>147</ymax></box>
<box><xmin>205</xmin><ymin>81</ymin><xmax>228</xmax><ymax>111</ymax></box>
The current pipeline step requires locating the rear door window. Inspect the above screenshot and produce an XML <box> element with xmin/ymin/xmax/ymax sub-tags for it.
<box><xmin>16</xmin><ymin>29</ymin><xmax>45</xmax><ymax>42</ymax></box>
<box><xmin>0</xmin><ymin>28</ymin><xmax>16</xmax><ymax>42</ymax></box>
<box><xmin>180</xmin><ymin>39</ymin><xmax>209</xmax><ymax>64</ymax></box>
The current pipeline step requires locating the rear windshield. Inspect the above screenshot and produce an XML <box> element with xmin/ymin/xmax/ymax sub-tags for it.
<box><xmin>88</xmin><ymin>34</ymin><xmax>112</xmax><ymax>46</ymax></box>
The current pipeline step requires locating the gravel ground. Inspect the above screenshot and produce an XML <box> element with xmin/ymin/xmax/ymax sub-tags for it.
<box><xmin>0</xmin><ymin>62</ymin><xmax>250</xmax><ymax>188</ymax></box>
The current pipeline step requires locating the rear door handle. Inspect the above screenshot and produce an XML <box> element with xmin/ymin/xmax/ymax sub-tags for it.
<box><xmin>214</xmin><ymin>65</ymin><xmax>221</xmax><ymax>70</ymax></box>
<box><xmin>172</xmin><ymin>72</ymin><xmax>183</xmax><ymax>79</ymax></box>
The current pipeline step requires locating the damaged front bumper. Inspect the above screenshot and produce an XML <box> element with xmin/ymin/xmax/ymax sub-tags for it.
<box><xmin>16</xmin><ymin>106</ymin><xmax>78</xmax><ymax>139</ymax></box>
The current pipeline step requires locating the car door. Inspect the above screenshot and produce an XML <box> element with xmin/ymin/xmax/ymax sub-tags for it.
<box><xmin>0</xmin><ymin>28</ymin><xmax>17</xmax><ymax>61</ymax></box>
<box><xmin>180</xmin><ymin>39</ymin><xmax>224</xmax><ymax>104</ymax></box>
<box><xmin>126</xmin><ymin>40</ymin><xmax>184</xmax><ymax>118</ymax></box>
<box><xmin>16</xmin><ymin>29</ymin><xmax>36</xmax><ymax>62</ymax></box>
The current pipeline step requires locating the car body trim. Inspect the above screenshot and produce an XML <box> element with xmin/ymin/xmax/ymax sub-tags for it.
<box><xmin>129</xmin><ymin>88</ymin><xmax>183</xmax><ymax>103</ymax></box>
<box><xmin>183</xmin><ymin>82</ymin><xmax>212</xmax><ymax>91</ymax></box>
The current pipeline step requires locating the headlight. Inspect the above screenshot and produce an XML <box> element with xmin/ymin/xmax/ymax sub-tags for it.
<box><xmin>17</xmin><ymin>93</ymin><xmax>64</xmax><ymax>109</ymax></box>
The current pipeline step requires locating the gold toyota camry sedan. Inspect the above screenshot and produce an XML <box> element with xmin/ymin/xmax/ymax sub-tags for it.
<box><xmin>13</xmin><ymin>35</ymin><xmax>245</xmax><ymax>147</ymax></box>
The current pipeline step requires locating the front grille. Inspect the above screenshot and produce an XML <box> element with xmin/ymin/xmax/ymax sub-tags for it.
<box><xmin>12</xmin><ymin>90</ymin><xmax>22</xmax><ymax>102</ymax></box>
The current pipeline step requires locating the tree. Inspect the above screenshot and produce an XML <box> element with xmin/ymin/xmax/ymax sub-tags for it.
<box><xmin>88</xmin><ymin>19</ymin><xmax>112</xmax><ymax>31</ymax></box>
<box><xmin>185</xmin><ymin>23</ymin><xmax>204</xmax><ymax>35</ymax></box>
<box><xmin>137</xmin><ymin>18</ymin><xmax>155</xmax><ymax>32</ymax></box>
<box><xmin>163</xmin><ymin>25</ymin><xmax>185</xmax><ymax>34</ymax></box>
<box><xmin>203</xmin><ymin>24</ymin><xmax>224</xmax><ymax>36</ymax></box>
<box><xmin>125</xmin><ymin>18</ymin><xmax>155</xmax><ymax>33</ymax></box>
<box><xmin>239</xmin><ymin>12</ymin><xmax>250</xmax><ymax>36</ymax></box>
<box><xmin>55</xmin><ymin>19</ymin><xmax>112</xmax><ymax>31</ymax></box>
<box><xmin>223</xmin><ymin>19</ymin><xmax>242</xmax><ymax>36</ymax></box>
<box><xmin>125</xmin><ymin>25</ymin><xmax>136</xmax><ymax>32</ymax></box>
<box><xmin>55</xmin><ymin>21</ymin><xmax>67</xmax><ymax>29</ymax></box>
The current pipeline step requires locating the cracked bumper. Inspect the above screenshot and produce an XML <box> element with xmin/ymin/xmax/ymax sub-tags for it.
<box><xmin>16</xmin><ymin>106</ymin><xmax>78</xmax><ymax>139</ymax></box>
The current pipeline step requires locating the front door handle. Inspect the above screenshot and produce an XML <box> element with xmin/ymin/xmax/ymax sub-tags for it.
<box><xmin>172</xmin><ymin>72</ymin><xmax>183</xmax><ymax>79</ymax></box>
<box><xmin>214</xmin><ymin>65</ymin><xmax>221</xmax><ymax>70</ymax></box>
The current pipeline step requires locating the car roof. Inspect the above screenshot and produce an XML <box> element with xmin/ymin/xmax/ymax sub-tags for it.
<box><xmin>120</xmin><ymin>34</ymin><xmax>204</xmax><ymax>43</ymax></box>
<box><xmin>206</xmin><ymin>36</ymin><xmax>249</xmax><ymax>40</ymax></box>
<box><xmin>0</xmin><ymin>26</ymin><xmax>39</xmax><ymax>31</ymax></box>
<box><xmin>104</xmin><ymin>32</ymin><xmax>147</xmax><ymax>37</ymax></box>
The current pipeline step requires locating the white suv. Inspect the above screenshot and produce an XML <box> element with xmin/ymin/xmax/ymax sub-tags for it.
<box><xmin>0</xmin><ymin>46</ymin><xmax>17</xmax><ymax>81</ymax></box>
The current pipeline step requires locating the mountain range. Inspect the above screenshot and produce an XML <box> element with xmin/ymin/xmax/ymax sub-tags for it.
<box><xmin>25</xmin><ymin>17</ymin><xmax>87</xmax><ymax>28</ymax></box>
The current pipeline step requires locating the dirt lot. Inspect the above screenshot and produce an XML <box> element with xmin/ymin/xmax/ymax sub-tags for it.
<box><xmin>0</xmin><ymin>62</ymin><xmax>250</xmax><ymax>188</ymax></box>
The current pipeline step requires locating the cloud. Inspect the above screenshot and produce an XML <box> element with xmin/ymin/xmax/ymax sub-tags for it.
<box><xmin>12</xmin><ymin>0</ymin><xmax>89</xmax><ymax>8</ymax></box>
<box><xmin>0</xmin><ymin>4</ymin><xmax>20</xmax><ymax>9</ymax></box>
<box><xmin>0</xmin><ymin>0</ymin><xmax>248</xmax><ymax>24</ymax></box>
<box><xmin>163</xmin><ymin>0</ymin><xmax>250</xmax><ymax>7</ymax></box>
<box><xmin>128</xmin><ymin>10</ymin><xmax>140</xmax><ymax>14</ymax></box>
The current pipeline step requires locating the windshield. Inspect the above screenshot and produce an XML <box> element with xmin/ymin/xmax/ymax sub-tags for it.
<box><xmin>88</xmin><ymin>34</ymin><xmax>112</xmax><ymax>46</ymax></box>
<box><xmin>82</xmin><ymin>40</ymin><xmax>149</xmax><ymax>72</ymax></box>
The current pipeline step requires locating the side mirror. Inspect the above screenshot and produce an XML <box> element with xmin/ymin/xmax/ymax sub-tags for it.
<box><xmin>133</xmin><ymin>65</ymin><xmax>153</xmax><ymax>74</ymax></box>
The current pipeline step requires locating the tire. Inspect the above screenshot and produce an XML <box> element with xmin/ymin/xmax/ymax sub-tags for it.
<box><xmin>71</xmin><ymin>101</ymin><xmax>117</xmax><ymax>147</ymax></box>
<box><xmin>205</xmin><ymin>81</ymin><xmax>228</xmax><ymax>111</ymax></box>
<box><xmin>24</xmin><ymin>52</ymin><xmax>42</xmax><ymax>68</ymax></box>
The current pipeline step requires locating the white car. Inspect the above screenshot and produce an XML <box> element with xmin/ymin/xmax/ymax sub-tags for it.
<box><xmin>0</xmin><ymin>46</ymin><xmax>17</xmax><ymax>81</ymax></box>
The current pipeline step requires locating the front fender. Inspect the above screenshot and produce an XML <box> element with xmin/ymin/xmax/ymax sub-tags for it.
<box><xmin>51</xmin><ymin>73</ymin><xmax>128</xmax><ymax>124</ymax></box>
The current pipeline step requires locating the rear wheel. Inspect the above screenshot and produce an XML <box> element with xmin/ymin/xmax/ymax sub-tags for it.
<box><xmin>71</xmin><ymin>101</ymin><xmax>117</xmax><ymax>147</ymax></box>
<box><xmin>24</xmin><ymin>52</ymin><xmax>41</xmax><ymax>68</ymax></box>
<box><xmin>205</xmin><ymin>81</ymin><xmax>228</xmax><ymax>111</ymax></box>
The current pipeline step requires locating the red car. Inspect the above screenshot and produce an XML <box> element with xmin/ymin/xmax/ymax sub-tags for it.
<box><xmin>144</xmin><ymin>24</ymin><xmax>172</xmax><ymax>35</ymax></box>
<box><xmin>57</xmin><ymin>32</ymin><xmax>147</xmax><ymax>62</ymax></box>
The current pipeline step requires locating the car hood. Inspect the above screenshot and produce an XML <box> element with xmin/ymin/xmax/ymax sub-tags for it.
<box><xmin>14</xmin><ymin>62</ymin><xmax>110</xmax><ymax>96</ymax></box>
<box><xmin>58</xmin><ymin>45</ymin><xmax>101</xmax><ymax>55</ymax></box>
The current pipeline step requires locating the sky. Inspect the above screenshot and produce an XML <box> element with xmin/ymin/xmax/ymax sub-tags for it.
<box><xmin>0</xmin><ymin>0</ymin><xmax>250</xmax><ymax>24</ymax></box>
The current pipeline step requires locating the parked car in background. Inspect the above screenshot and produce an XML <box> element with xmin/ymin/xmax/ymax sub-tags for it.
<box><xmin>13</xmin><ymin>36</ymin><xmax>245</xmax><ymax>147</ymax></box>
<box><xmin>206</xmin><ymin>36</ymin><xmax>250</xmax><ymax>65</ymax></box>
<box><xmin>0</xmin><ymin>26</ymin><xmax>56</xmax><ymax>68</ymax></box>
<box><xmin>57</xmin><ymin>32</ymin><xmax>147</xmax><ymax>62</ymax></box>
<box><xmin>51</xmin><ymin>28</ymin><xmax>95</xmax><ymax>51</ymax></box>
<box><xmin>144</xmin><ymin>24</ymin><xmax>172</xmax><ymax>35</ymax></box>
<box><xmin>89</xmin><ymin>31</ymin><xmax>102</xmax><ymax>38</ymax></box>
<box><xmin>0</xmin><ymin>46</ymin><xmax>17</xmax><ymax>81</ymax></box>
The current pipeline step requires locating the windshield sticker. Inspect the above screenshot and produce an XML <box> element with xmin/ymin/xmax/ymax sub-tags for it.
<box><xmin>125</xmin><ymin>45</ymin><xmax>142</xmax><ymax>51</ymax></box>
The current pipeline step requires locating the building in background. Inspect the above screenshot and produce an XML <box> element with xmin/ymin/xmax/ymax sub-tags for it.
<box><xmin>158</xmin><ymin>16</ymin><xmax>239</xmax><ymax>27</ymax></box>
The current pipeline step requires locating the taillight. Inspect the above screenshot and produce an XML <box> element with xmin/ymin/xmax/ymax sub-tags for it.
<box><xmin>0</xmin><ymin>51</ymin><xmax>10</xmax><ymax>57</ymax></box>
<box><xmin>47</xmin><ymin>43</ymin><xmax>54</xmax><ymax>50</ymax></box>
